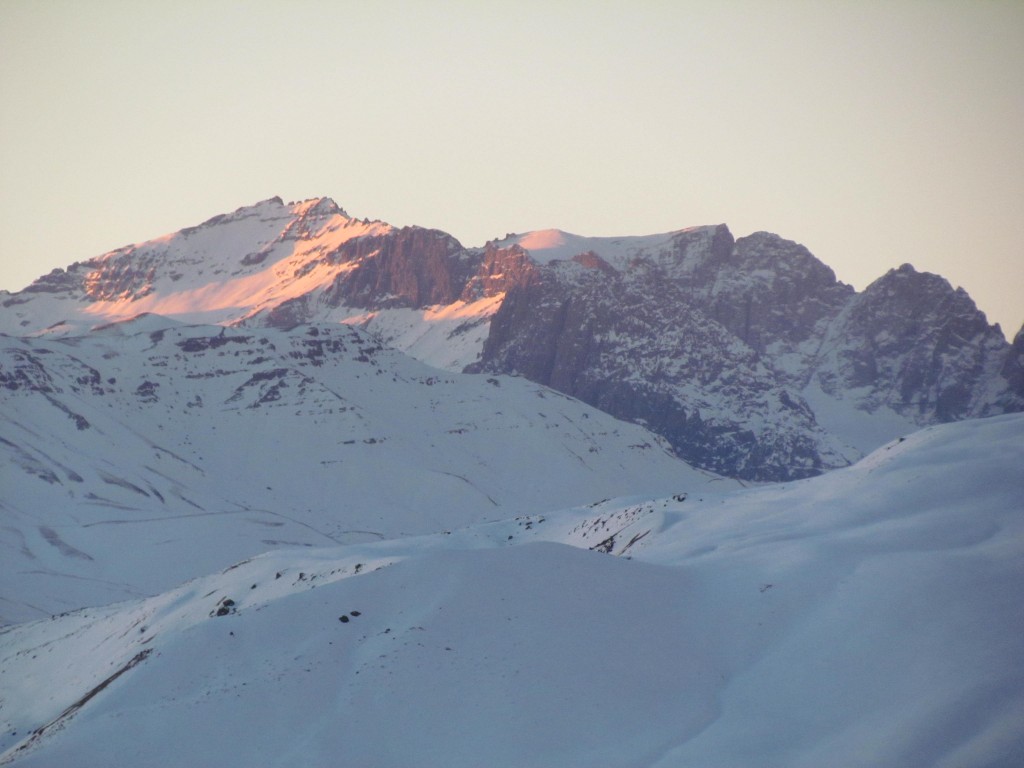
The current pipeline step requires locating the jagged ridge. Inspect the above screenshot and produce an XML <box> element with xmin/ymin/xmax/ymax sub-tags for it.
<box><xmin>1</xmin><ymin>197</ymin><xmax>1020</xmax><ymax>480</ymax></box>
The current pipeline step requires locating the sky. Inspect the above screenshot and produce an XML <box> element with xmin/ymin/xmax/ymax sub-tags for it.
<box><xmin>1</xmin><ymin>1</ymin><xmax>1021</xmax><ymax>337</ymax></box>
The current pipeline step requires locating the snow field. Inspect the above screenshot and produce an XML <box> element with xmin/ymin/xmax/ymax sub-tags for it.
<box><xmin>2</xmin><ymin>413</ymin><xmax>1022</xmax><ymax>766</ymax></box>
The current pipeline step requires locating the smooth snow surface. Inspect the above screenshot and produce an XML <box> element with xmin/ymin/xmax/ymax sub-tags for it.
<box><xmin>2</xmin><ymin>414</ymin><xmax>1022</xmax><ymax>767</ymax></box>
<box><xmin>800</xmin><ymin>380</ymin><xmax>919</xmax><ymax>455</ymax></box>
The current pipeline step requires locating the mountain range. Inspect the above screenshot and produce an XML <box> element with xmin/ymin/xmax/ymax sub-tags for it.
<box><xmin>2</xmin><ymin>196</ymin><xmax>1022</xmax><ymax>765</ymax></box>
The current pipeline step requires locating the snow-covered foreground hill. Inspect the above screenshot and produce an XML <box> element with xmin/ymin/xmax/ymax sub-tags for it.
<box><xmin>2</xmin><ymin>413</ymin><xmax>1022</xmax><ymax>767</ymax></box>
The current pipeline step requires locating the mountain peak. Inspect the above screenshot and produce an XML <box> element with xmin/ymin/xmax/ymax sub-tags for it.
<box><xmin>290</xmin><ymin>196</ymin><xmax>346</xmax><ymax>218</ymax></box>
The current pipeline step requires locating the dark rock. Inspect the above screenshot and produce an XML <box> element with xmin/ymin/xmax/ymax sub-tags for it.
<box><xmin>320</xmin><ymin>227</ymin><xmax>472</xmax><ymax>309</ymax></box>
<box><xmin>813</xmin><ymin>265</ymin><xmax>1013</xmax><ymax>422</ymax></box>
<box><xmin>470</xmin><ymin>249</ymin><xmax>846</xmax><ymax>481</ymax></box>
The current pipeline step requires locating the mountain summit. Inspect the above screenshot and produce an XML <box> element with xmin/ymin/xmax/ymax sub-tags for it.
<box><xmin>2</xmin><ymin>197</ymin><xmax>1020</xmax><ymax>480</ymax></box>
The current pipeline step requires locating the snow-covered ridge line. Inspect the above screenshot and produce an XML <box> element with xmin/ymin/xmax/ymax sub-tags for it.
<box><xmin>495</xmin><ymin>225</ymin><xmax>720</xmax><ymax>268</ymax></box>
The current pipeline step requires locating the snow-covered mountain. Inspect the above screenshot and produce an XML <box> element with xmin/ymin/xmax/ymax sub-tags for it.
<box><xmin>2</xmin><ymin>196</ymin><xmax>1023</xmax><ymax>766</ymax></box>
<box><xmin>0</xmin><ymin>197</ymin><xmax>493</xmax><ymax>369</ymax></box>
<box><xmin>0</xmin><ymin>319</ymin><xmax>725</xmax><ymax>625</ymax></box>
<box><xmin>3</xmin><ymin>413</ymin><xmax>1022</xmax><ymax>767</ymax></box>
<box><xmin>2</xmin><ymin>196</ymin><xmax>1020</xmax><ymax>480</ymax></box>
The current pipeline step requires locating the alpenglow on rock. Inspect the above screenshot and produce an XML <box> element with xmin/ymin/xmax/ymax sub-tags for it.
<box><xmin>2</xmin><ymin>196</ymin><xmax>1020</xmax><ymax>480</ymax></box>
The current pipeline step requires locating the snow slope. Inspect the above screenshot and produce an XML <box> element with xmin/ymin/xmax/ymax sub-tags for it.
<box><xmin>2</xmin><ymin>413</ymin><xmax>1021</xmax><ymax>767</ymax></box>
<box><xmin>0</xmin><ymin>319</ymin><xmax>725</xmax><ymax>624</ymax></box>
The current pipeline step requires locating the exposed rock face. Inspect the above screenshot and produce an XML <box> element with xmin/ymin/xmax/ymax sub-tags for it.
<box><xmin>262</xmin><ymin>226</ymin><xmax>473</xmax><ymax>328</ymax></box>
<box><xmin>469</xmin><ymin>233</ymin><xmax>852</xmax><ymax>481</ymax></box>
<box><xmin>695</xmin><ymin>231</ymin><xmax>855</xmax><ymax>356</ymax></box>
<box><xmin>1</xmin><ymin>197</ymin><xmax>1019</xmax><ymax>481</ymax></box>
<box><xmin>810</xmin><ymin>264</ymin><xmax>1015</xmax><ymax>422</ymax></box>
<box><xmin>469</xmin><ymin>230</ymin><xmax>1020</xmax><ymax>480</ymax></box>
<box><xmin>319</xmin><ymin>228</ymin><xmax>471</xmax><ymax>310</ymax></box>
<box><xmin>998</xmin><ymin>325</ymin><xmax>1024</xmax><ymax>411</ymax></box>
<box><xmin>459</xmin><ymin>243</ymin><xmax>540</xmax><ymax>302</ymax></box>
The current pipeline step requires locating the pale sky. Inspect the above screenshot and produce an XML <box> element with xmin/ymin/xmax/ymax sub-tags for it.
<box><xmin>1</xmin><ymin>1</ymin><xmax>1021</xmax><ymax>336</ymax></box>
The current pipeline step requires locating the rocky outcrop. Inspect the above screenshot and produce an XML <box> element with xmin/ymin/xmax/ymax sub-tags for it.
<box><xmin>470</xmin><ymin>240</ymin><xmax>852</xmax><ymax>481</ymax></box>
<box><xmin>459</xmin><ymin>243</ymin><xmax>539</xmax><ymax>302</ymax></box>
<box><xmin>995</xmin><ymin>325</ymin><xmax>1024</xmax><ymax>413</ymax></box>
<box><xmin>811</xmin><ymin>264</ymin><xmax>1014</xmax><ymax>422</ymax></box>
<box><xmin>695</xmin><ymin>231</ymin><xmax>854</xmax><ymax>356</ymax></box>
<box><xmin>319</xmin><ymin>227</ymin><xmax>471</xmax><ymax>310</ymax></box>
